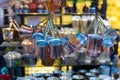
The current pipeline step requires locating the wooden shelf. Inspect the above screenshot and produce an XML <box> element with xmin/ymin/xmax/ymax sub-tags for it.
<box><xmin>63</xmin><ymin>13</ymin><xmax>100</xmax><ymax>16</ymax></box>
<box><xmin>15</xmin><ymin>13</ymin><xmax>50</xmax><ymax>16</ymax></box>
<box><xmin>0</xmin><ymin>41</ymin><xmax>22</xmax><ymax>47</ymax></box>
<box><xmin>15</xmin><ymin>13</ymin><xmax>62</xmax><ymax>17</ymax></box>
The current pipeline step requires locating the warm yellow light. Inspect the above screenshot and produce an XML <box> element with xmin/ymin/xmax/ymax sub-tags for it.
<box><xmin>25</xmin><ymin>66</ymin><xmax>60</xmax><ymax>75</ymax></box>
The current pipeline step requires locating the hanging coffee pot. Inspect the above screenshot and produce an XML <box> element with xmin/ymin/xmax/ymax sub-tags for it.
<box><xmin>50</xmin><ymin>44</ymin><xmax>64</xmax><ymax>59</ymax></box>
<box><xmin>102</xmin><ymin>35</ymin><xmax>114</xmax><ymax>61</ymax></box>
<box><xmin>49</xmin><ymin>38</ymin><xmax>62</xmax><ymax>46</ymax></box>
<box><xmin>76</xmin><ymin>33</ymin><xmax>88</xmax><ymax>46</ymax></box>
<box><xmin>33</xmin><ymin>33</ymin><xmax>49</xmax><ymax>59</ymax></box>
<box><xmin>48</xmin><ymin>38</ymin><xmax>63</xmax><ymax>59</ymax></box>
<box><xmin>45</xmin><ymin>17</ymin><xmax>64</xmax><ymax>59</ymax></box>
<box><xmin>60</xmin><ymin>36</ymin><xmax>69</xmax><ymax>46</ymax></box>
<box><xmin>42</xmin><ymin>45</ymin><xmax>55</xmax><ymax>66</ymax></box>
<box><xmin>21</xmin><ymin>38</ymin><xmax>35</xmax><ymax>54</ymax></box>
<box><xmin>33</xmin><ymin>32</ymin><xmax>44</xmax><ymax>41</ymax></box>
<box><xmin>60</xmin><ymin>36</ymin><xmax>77</xmax><ymax>55</ymax></box>
<box><xmin>102</xmin><ymin>36</ymin><xmax>114</xmax><ymax>48</ymax></box>
<box><xmin>33</xmin><ymin>32</ymin><xmax>49</xmax><ymax>47</ymax></box>
<box><xmin>36</xmin><ymin>40</ymin><xmax>48</xmax><ymax>47</ymax></box>
<box><xmin>102</xmin><ymin>28</ymin><xmax>117</xmax><ymax>49</ymax></box>
<box><xmin>35</xmin><ymin>45</ymin><xmax>54</xmax><ymax>66</ymax></box>
<box><xmin>86</xmin><ymin>34</ymin><xmax>103</xmax><ymax>58</ymax></box>
<box><xmin>63</xmin><ymin>42</ymin><xmax>78</xmax><ymax>55</ymax></box>
<box><xmin>63</xmin><ymin>34</ymin><xmax>80</xmax><ymax>55</ymax></box>
<box><xmin>63</xmin><ymin>32</ymin><xmax>81</xmax><ymax>55</ymax></box>
<box><xmin>104</xmin><ymin>28</ymin><xmax>117</xmax><ymax>39</ymax></box>
<box><xmin>35</xmin><ymin>46</ymin><xmax>47</xmax><ymax>60</ymax></box>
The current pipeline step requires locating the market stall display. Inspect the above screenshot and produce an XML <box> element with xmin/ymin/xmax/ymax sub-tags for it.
<box><xmin>0</xmin><ymin>0</ymin><xmax>120</xmax><ymax>79</ymax></box>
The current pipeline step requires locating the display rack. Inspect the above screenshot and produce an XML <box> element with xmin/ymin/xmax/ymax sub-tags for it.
<box><xmin>1</xmin><ymin>1</ymin><xmax>118</xmax><ymax>79</ymax></box>
<box><xmin>0</xmin><ymin>41</ymin><xmax>116</xmax><ymax>76</ymax></box>
<box><xmin>1</xmin><ymin>12</ymin><xmax>117</xmax><ymax>76</ymax></box>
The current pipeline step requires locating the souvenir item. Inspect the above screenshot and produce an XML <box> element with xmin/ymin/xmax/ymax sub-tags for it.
<box><xmin>4</xmin><ymin>51</ymin><xmax>22</xmax><ymax>67</ymax></box>
<box><xmin>87</xmin><ymin>34</ymin><xmax>102</xmax><ymax>58</ymax></box>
